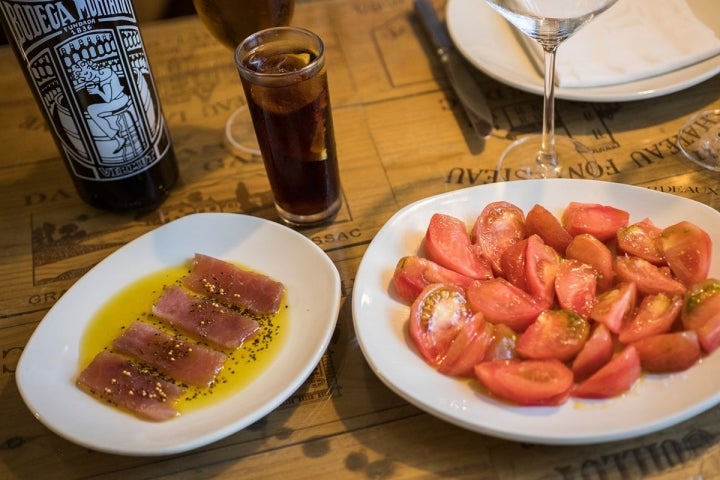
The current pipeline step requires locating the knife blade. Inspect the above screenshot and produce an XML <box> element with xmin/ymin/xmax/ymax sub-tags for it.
<box><xmin>414</xmin><ymin>0</ymin><xmax>493</xmax><ymax>139</ymax></box>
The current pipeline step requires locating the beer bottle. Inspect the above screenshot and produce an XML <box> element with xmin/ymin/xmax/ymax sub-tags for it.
<box><xmin>0</xmin><ymin>0</ymin><xmax>178</xmax><ymax>212</ymax></box>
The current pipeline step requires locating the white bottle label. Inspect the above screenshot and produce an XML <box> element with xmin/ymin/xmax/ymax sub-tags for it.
<box><xmin>0</xmin><ymin>0</ymin><xmax>172</xmax><ymax>181</ymax></box>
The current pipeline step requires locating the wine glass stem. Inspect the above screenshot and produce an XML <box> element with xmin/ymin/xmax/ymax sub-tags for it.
<box><xmin>540</xmin><ymin>46</ymin><xmax>559</xmax><ymax>167</ymax></box>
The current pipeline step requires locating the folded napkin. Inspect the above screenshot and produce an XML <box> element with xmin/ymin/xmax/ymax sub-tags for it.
<box><xmin>521</xmin><ymin>0</ymin><xmax>720</xmax><ymax>88</ymax></box>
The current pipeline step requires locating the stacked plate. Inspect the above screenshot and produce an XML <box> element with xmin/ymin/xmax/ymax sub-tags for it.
<box><xmin>446</xmin><ymin>0</ymin><xmax>720</xmax><ymax>102</ymax></box>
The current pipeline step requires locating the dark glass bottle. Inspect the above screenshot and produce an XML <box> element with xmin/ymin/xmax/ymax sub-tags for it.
<box><xmin>0</xmin><ymin>0</ymin><xmax>178</xmax><ymax>212</ymax></box>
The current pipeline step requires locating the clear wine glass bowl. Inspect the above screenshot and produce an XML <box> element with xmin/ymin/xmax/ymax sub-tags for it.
<box><xmin>677</xmin><ymin>109</ymin><xmax>720</xmax><ymax>172</ymax></box>
<box><xmin>484</xmin><ymin>0</ymin><xmax>618</xmax><ymax>180</ymax></box>
<box><xmin>192</xmin><ymin>0</ymin><xmax>294</xmax><ymax>159</ymax></box>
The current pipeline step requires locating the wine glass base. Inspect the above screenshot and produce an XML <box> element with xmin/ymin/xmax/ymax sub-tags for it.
<box><xmin>495</xmin><ymin>135</ymin><xmax>596</xmax><ymax>181</ymax></box>
<box><xmin>224</xmin><ymin>105</ymin><xmax>262</xmax><ymax>161</ymax></box>
<box><xmin>677</xmin><ymin>109</ymin><xmax>720</xmax><ymax>172</ymax></box>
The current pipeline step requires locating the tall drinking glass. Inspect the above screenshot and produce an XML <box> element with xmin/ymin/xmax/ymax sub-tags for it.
<box><xmin>235</xmin><ymin>27</ymin><xmax>343</xmax><ymax>227</ymax></box>
<box><xmin>484</xmin><ymin>0</ymin><xmax>617</xmax><ymax>180</ymax></box>
<box><xmin>193</xmin><ymin>0</ymin><xmax>294</xmax><ymax>159</ymax></box>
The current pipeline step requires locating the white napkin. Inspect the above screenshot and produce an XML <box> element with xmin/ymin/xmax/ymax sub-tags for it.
<box><xmin>521</xmin><ymin>0</ymin><xmax>720</xmax><ymax>88</ymax></box>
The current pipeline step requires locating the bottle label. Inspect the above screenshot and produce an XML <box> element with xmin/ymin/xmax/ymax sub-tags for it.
<box><xmin>0</xmin><ymin>0</ymin><xmax>172</xmax><ymax>181</ymax></box>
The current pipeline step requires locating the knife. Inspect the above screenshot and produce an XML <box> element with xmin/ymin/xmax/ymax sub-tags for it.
<box><xmin>414</xmin><ymin>0</ymin><xmax>493</xmax><ymax>139</ymax></box>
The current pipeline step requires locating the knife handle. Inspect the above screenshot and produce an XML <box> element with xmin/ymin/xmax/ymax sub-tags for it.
<box><xmin>414</xmin><ymin>0</ymin><xmax>453</xmax><ymax>54</ymax></box>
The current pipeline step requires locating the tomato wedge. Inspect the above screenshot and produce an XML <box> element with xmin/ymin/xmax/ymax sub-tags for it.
<box><xmin>392</xmin><ymin>256</ymin><xmax>475</xmax><ymax>303</ymax></box>
<box><xmin>525</xmin><ymin>204</ymin><xmax>573</xmax><ymax>254</ymax></box>
<box><xmin>471</xmin><ymin>201</ymin><xmax>526</xmax><ymax>276</ymax></box>
<box><xmin>525</xmin><ymin>234</ymin><xmax>560</xmax><ymax>308</ymax></box>
<box><xmin>466</xmin><ymin>278</ymin><xmax>543</xmax><ymax>333</ymax></box>
<box><xmin>615</xmin><ymin>255</ymin><xmax>687</xmax><ymax>296</ymax></box>
<box><xmin>589</xmin><ymin>282</ymin><xmax>637</xmax><ymax>333</ymax></box>
<box><xmin>562</xmin><ymin>202</ymin><xmax>630</xmax><ymax>242</ymax></box>
<box><xmin>474</xmin><ymin>359</ymin><xmax>573</xmax><ymax>406</ymax></box>
<box><xmin>516</xmin><ymin>310</ymin><xmax>590</xmax><ymax>362</ymax></box>
<box><xmin>554</xmin><ymin>258</ymin><xmax>598</xmax><ymax>318</ymax></box>
<box><xmin>571</xmin><ymin>323</ymin><xmax>613</xmax><ymax>382</ymax></box>
<box><xmin>438</xmin><ymin>313</ymin><xmax>493</xmax><ymax>377</ymax></box>
<box><xmin>565</xmin><ymin>233</ymin><xmax>615</xmax><ymax>292</ymax></box>
<box><xmin>682</xmin><ymin>279</ymin><xmax>720</xmax><ymax>353</ymax></box>
<box><xmin>632</xmin><ymin>331</ymin><xmax>702</xmax><ymax>373</ymax></box>
<box><xmin>424</xmin><ymin>213</ymin><xmax>493</xmax><ymax>280</ymax></box>
<box><xmin>572</xmin><ymin>346</ymin><xmax>641</xmax><ymax>399</ymax></box>
<box><xmin>616</xmin><ymin>218</ymin><xmax>665</xmax><ymax>265</ymax></box>
<box><xmin>660</xmin><ymin>221</ymin><xmax>712</xmax><ymax>287</ymax></box>
<box><xmin>409</xmin><ymin>283</ymin><xmax>472</xmax><ymax>366</ymax></box>
<box><xmin>617</xmin><ymin>292</ymin><xmax>682</xmax><ymax>344</ymax></box>
<box><xmin>696</xmin><ymin>313</ymin><xmax>720</xmax><ymax>354</ymax></box>
<box><xmin>500</xmin><ymin>238</ymin><xmax>529</xmax><ymax>292</ymax></box>
<box><xmin>483</xmin><ymin>323</ymin><xmax>519</xmax><ymax>361</ymax></box>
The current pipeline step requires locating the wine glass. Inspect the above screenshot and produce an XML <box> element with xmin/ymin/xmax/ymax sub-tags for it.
<box><xmin>484</xmin><ymin>0</ymin><xmax>617</xmax><ymax>180</ymax></box>
<box><xmin>677</xmin><ymin>109</ymin><xmax>720</xmax><ymax>172</ymax></box>
<box><xmin>193</xmin><ymin>0</ymin><xmax>295</xmax><ymax>159</ymax></box>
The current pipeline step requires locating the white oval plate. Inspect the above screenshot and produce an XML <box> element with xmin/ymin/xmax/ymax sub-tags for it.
<box><xmin>16</xmin><ymin>213</ymin><xmax>341</xmax><ymax>456</ymax></box>
<box><xmin>352</xmin><ymin>179</ymin><xmax>720</xmax><ymax>445</ymax></box>
<box><xmin>446</xmin><ymin>0</ymin><xmax>720</xmax><ymax>102</ymax></box>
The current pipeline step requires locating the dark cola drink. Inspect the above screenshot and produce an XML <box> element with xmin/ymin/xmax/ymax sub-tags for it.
<box><xmin>236</xmin><ymin>27</ymin><xmax>342</xmax><ymax>227</ymax></box>
<box><xmin>0</xmin><ymin>0</ymin><xmax>178</xmax><ymax>212</ymax></box>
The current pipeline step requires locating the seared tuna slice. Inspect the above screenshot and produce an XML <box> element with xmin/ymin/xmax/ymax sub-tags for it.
<box><xmin>77</xmin><ymin>351</ymin><xmax>184</xmax><ymax>422</ymax></box>
<box><xmin>113</xmin><ymin>321</ymin><xmax>227</xmax><ymax>387</ymax></box>
<box><xmin>183</xmin><ymin>253</ymin><xmax>284</xmax><ymax>315</ymax></box>
<box><xmin>153</xmin><ymin>285</ymin><xmax>259</xmax><ymax>350</ymax></box>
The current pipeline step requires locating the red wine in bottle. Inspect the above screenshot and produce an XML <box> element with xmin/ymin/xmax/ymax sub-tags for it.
<box><xmin>0</xmin><ymin>0</ymin><xmax>178</xmax><ymax>212</ymax></box>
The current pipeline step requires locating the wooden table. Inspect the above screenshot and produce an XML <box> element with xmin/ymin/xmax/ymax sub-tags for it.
<box><xmin>1</xmin><ymin>1</ymin><xmax>719</xmax><ymax>478</ymax></box>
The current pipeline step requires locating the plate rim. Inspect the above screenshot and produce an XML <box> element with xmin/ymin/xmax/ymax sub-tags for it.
<box><xmin>446</xmin><ymin>0</ymin><xmax>720</xmax><ymax>102</ymax></box>
<box><xmin>352</xmin><ymin>179</ymin><xmax>720</xmax><ymax>445</ymax></box>
<box><xmin>15</xmin><ymin>212</ymin><xmax>341</xmax><ymax>456</ymax></box>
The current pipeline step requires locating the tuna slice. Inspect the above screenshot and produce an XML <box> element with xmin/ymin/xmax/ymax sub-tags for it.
<box><xmin>152</xmin><ymin>285</ymin><xmax>260</xmax><ymax>350</ymax></box>
<box><xmin>183</xmin><ymin>253</ymin><xmax>285</xmax><ymax>315</ymax></box>
<box><xmin>113</xmin><ymin>321</ymin><xmax>227</xmax><ymax>387</ymax></box>
<box><xmin>77</xmin><ymin>351</ymin><xmax>184</xmax><ymax>422</ymax></box>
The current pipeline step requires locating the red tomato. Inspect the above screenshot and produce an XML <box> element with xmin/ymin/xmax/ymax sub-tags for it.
<box><xmin>438</xmin><ymin>313</ymin><xmax>494</xmax><ymax>377</ymax></box>
<box><xmin>474</xmin><ymin>359</ymin><xmax>573</xmax><ymax>406</ymax></box>
<box><xmin>516</xmin><ymin>310</ymin><xmax>590</xmax><ymax>362</ymax></box>
<box><xmin>466</xmin><ymin>278</ymin><xmax>543</xmax><ymax>332</ymax></box>
<box><xmin>424</xmin><ymin>213</ymin><xmax>493</xmax><ymax>280</ymax></box>
<box><xmin>590</xmin><ymin>282</ymin><xmax>637</xmax><ymax>333</ymax></box>
<box><xmin>697</xmin><ymin>313</ymin><xmax>720</xmax><ymax>354</ymax></box>
<box><xmin>525</xmin><ymin>204</ymin><xmax>573</xmax><ymax>254</ymax></box>
<box><xmin>660</xmin><ymin>221</ymin><xmax>712</xmax><ymax>287</ymax></box>
<box><xmin>682</xmin><ymin>279</ymin><xmax>720</xmax><ymax>353</ymax></box>
<box><xmin>565</xmin><ymin>233</ymin><xmax>615</xmax><ymax>292</ymax></box>
<box><xmin>409</xmin><ymin>283</ymin><xmax>472</xmax><ymax>366</ymax></box>
<box><xmin>524</xmin><ymin>234</ymin><xmax>560</xmax><ymax>308</ymax></box>
<box><xmin>562</xmin><ymin>202</ymin><xmax>630</xmax><ymax>242</ymax></box>
<box><xmin>483</xmin><ymin>323</ymin><xmax>519</xmax><ymax>361</ymax></box>
<box><xmin>392</xmin><ymin>256</ymin><xmax>475</xmax><ymax>304</ymax></box>
<box><xmin>632</xmin><ymin>331</ymin><xmax>702</xmax><ymax>373</ymax></box>
<box><xmin>471</xmin><ymin>201</ymin><xmax>526</xmax><ymax>276</ymax></box>
<box><xmin>554</xmin><ymin>258</ymin><xmax>598</xmax><ymax>318</ymax></box>
<box><xmin>615</xmin><ymin>255</ymin><xmax>687</xmax><ymax>296</ymax></box>
<box><xmin>571</xmin><ymin>324</ymin><xmax>613</xmax><ymax>382</ymax></box>
<box><xmin>616</xmin><ymin>218</ymin><xmax>665</xmax><ymax>264</ymax></box>
<box><xmin>500</xmin><ymin>238</ymin><xmax>529</xmax><ymax>292</ymax></box>
<box><xmin>617</xmin><ymin>293</ymin><xmax>683</xmax><ymax>344</ymax></box>
<box><xmin>572</xmin><ymin>346</ymin><xmax>642</xmax><ymax>399</ymax></box>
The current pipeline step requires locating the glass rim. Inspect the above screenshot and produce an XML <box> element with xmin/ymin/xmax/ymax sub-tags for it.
<box><xmin>234</xmin><ymin>26</ymin><xmax>325</xmax><ymax>81</ymax></box>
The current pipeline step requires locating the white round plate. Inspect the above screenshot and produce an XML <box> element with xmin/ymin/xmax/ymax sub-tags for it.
<box><xmin>352</xmin><ymin>179</ymin><xmax>720</xmax><ymax>445</ymax></box>
<box><xmin>16</xmin><ymin>213</ymin><xmax>341</xmax><ymax>456</ymax></box>
<box><xmin>446</xmin><ymin>0</ymin><xmax>720</xmax><ymax>102</ymax></box>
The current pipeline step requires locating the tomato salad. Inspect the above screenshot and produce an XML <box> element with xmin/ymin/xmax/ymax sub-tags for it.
<box><xmin>392</xmin><ymin>201</ymin><xmax>719</xmax><ymax>407</ymax></box>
